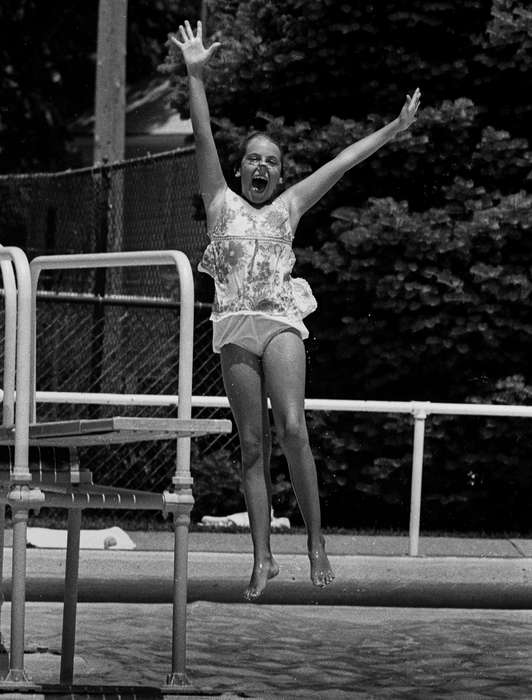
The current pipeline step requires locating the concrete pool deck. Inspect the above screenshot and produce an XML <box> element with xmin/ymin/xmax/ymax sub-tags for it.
<box><xmin>2</xmin><ymin>531</ymin><xmax>532</xmax><ymax>607</ymax></box>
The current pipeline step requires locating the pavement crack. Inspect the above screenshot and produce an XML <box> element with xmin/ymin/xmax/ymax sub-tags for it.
<box><xmin>508</xmin><ymin>539</ymin><xmax>526</xmax><ymax>557</ymax></box>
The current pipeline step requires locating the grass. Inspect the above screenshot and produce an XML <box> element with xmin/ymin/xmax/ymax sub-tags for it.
<box><xmin>192</xmin><ymin>525</ymin><xmax>532</xmax><ymax>538</ymax></box>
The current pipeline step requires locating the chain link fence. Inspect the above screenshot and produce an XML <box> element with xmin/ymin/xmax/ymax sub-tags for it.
<box><xmin>0</xmin><ymin>148</ymin><xmax>245</xmax><ymax>528</ymax></box>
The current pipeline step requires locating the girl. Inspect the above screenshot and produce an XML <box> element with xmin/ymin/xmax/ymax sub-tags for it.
<box><xmin>170</xmin><ymin>20</ymin><xmax>420</xmax><ymax>601</ymax></box>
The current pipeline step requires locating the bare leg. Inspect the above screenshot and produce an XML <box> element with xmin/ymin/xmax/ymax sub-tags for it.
<box><xmin>220</xmin><ymin>344</ymin><xmax>279</xmax><ymax>600</ymax></box>
<box><xmin>263</xmin><ymin>332</ymin><xmax>334</xmax><ymax>587</ymax></box>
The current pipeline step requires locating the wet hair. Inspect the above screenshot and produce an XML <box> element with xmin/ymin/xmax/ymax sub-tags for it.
<box><xmin>242</xmin><ymin>131</ymin><xmax>283</xmax><ymax>157</ymax></box>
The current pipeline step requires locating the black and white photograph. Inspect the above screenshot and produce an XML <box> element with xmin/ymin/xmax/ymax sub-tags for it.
<box><xmin>0</xmin><ymin>0</ymin><xmax>531</xmax><ymax>697</ymax></box>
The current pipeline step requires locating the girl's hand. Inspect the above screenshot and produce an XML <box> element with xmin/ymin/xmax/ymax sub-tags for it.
<box><xmin>169</xmin><ymin>20</ymin><xmax>221</xmax><ymax>75</ymax></box>
<box><xmin>397</xmin><ymin>87</ymin><xmax>421</xmax><ymax>131</ymax></box>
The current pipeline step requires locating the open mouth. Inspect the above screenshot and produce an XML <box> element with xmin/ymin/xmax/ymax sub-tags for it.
<box><xmin>251</xmin><ymin>175</ymin><xmax>269</xmax><ymax>193</ymax></box>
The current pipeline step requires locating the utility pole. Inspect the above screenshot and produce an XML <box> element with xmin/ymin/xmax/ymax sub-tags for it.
<box><xmin>92</xmin><ymin>0</ymin><xmax>128</xmax><ymax>399</ymax></box>
<box><xmin>201</xmin><ymin>0</ymin><xmax>208</xmax><ymax>31</ymax></box>
<box><xmin>93</xmin><ymin>0</ymin><xmax>128</xmax><ymax>165</ymax></box>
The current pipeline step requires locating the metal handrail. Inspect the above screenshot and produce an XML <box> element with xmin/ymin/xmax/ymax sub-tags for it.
<box><xmin>29</xmin><ymin>251</ymin><xmax>195</xmax><ymax>484</ymax></box>
<box><xmin>5</xmin><ymin>389</ymin><xmax>531</xmax><ymax>556</ymax></box>
<box><xmin>0</xmin><ymin>249</ymin><xmax>204</xmax><ymax>685</ymax></box>
<box><xmin>0</xmin><ymin>249</ymin><xmax>17</xmax><ymax>428</ymax></box>
<box><xmin>18</xmin><ymin>392</ymin><xmax>532</xmax><ymax>417</ymax></box>
<box><xmin>0</xmin><ymin>246</ymin><xmax>33</xmax><ymax>681</ymax></box>
<box><xmin>0</xmin><ymin>288</ymin><xmax>213</xmax><ymax>311</ymax></box>
<box><xmin>0</xmin><ymin>248</ymin><xmax>33</xmax><ymax>481</ymax></box>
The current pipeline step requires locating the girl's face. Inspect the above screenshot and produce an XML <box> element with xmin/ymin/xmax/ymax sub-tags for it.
<box><xmin>239</xmin><ymin>135</ymin><xmax>282</xmax><ymax>206</ymax></box>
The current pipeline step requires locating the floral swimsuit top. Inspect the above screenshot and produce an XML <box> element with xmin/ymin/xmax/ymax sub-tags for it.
<box><xmin>198</xmin><ymin>187</ymin><xmax>317</xmax><ymax>323</ymax></box>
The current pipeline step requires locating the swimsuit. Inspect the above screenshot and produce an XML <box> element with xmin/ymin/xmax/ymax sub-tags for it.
<box><xmin>212</xmin><ymin>314</ymin><xmax>301</xmax><ymax>356</ymax></box>
<box><xmin>198</xmin><ymin>187</ymin><xmax>317</xmax><ymax>356</ymax></box>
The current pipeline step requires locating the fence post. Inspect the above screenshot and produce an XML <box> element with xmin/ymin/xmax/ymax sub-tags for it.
<box><xmin>89</xmin><ymin>168</ymin><xmax>126</xmax><ymax>406</ymax></box>
<box><xmin>409</xmin><ymin>403</ymin><xmax>428</xmax><ymax>556</ymax></box>
<box><xmin>93</xmin><ymin>0</ymin><xmax>127</xmax><ymax>167</ymax></box>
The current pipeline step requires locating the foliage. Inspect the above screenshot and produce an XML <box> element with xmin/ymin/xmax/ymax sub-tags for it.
<box><xmin>190</xmin><ymin>444</ymin><xmax>244</xmax><ymax>518</ymax></box>
<box><xmin>190</xmin><ymin>440</ymin><xmax>294</xmax><ymax>520</ymax></box>
<box><xmin>165</xmin><ymin>0</ymin><xmax>495</xmax><ymax>123</ymax></box>
<box><xmin>305</xmin><ymin>410</ymin><xmax>412</xmax><ymax>529</ymax></box>
<box><xmin>476</xmin><ymin>0</ymin><xmax>532</xmax><ymax>130</ymax></box>
<box><xmin>0</xmin><ymin>0</ymin><xmax>198</xmax><ymax>173</ymax></box>
<box><xmin>307</xmin><ymin>374</ymin><xmax>532</xmax><ymax>531</ymax></box>
<box><xmin>484</xmin><ymin>0</ymin><xmax>532</xmax><ymax>69</ymax></box>
<box><xmin>0</xmin><ymin>0</ymin><xmax>95</xmax><ymax>172</ymax></box>
<box><xmin>301</xmin><ymin>188</ymin><xmax>532</xmax><ymax>399</ymax></box>
<box><xmin>421</xmin><ymin>375</ymin><xmax>532</xmax><ymax>532</ymax></box>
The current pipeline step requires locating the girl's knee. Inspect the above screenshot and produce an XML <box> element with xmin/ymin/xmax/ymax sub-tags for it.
<box><xmin>240</xmin><ymin>434</ymin><xmax>265</xmax><ymax>467</ymax></box>
<box><xmin>276</xmin><ymin>415</ymin><xmax>309</xmax><ymax>450</ymax></box>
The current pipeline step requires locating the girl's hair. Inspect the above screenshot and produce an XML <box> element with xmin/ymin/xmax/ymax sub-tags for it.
<box><xmin>241</xmin><ymin>131</ymin><xmax>283</xmax><ymax>156</ymax></box>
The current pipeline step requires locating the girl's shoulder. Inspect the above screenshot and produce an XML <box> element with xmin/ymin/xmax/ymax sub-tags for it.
<box><xmin>272</xmin><ymin>191</ymin><xmax>290</xmax><ymax>212</ymax></box>
<box><xmin>207</xmin><ymin>187</ymin><xmax>249</xmax><ymax>238</ymax></box>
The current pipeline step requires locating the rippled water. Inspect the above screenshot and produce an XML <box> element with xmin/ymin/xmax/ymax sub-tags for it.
<box><xmin>7</xmin><ymin>602</ymin><xmax>532</xmax><ymax>698</ymax></box>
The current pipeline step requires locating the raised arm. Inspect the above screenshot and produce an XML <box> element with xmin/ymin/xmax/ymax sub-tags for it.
<box><xmin>284</xmin><ymin>88</ymin><xmax>421</xmax><ymax>228</ymax></box>
<box><xmin>170</xmin><ymin>21</ymin><xmax>226</xmax><ymax>222</ymax></box>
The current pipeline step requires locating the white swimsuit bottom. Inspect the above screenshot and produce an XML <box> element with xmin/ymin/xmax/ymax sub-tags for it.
<box><xmin>212</xmin><ymin>314</ymin><xmax>308</xmax><ymax>357</ymax></box>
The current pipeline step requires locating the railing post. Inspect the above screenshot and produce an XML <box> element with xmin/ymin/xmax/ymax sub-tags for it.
<box><xmin>1</xmin><ymin>252</ymin><xmax>17</xmax><ymax>427</ymax></box>
<box><xmin>5</xmin><ymin>507</ymin><xmax>31</xmax><ymax>684</ymax></box>
<box><xmin>0</xmin><ymin>249</ymin><xmax>34</xmax><ymax>687</ymax></box>
<box><xmin>167</xmin><ymin>251</ymin><xmax>195</xmax><ymax>688</ymax></box>
<box><xmin>60</xmin><ymin>507</ymin><xmax>82</xmax><ymax>684</ymax></box>
<box><xmin>409</xmin><ymin>403</ymin><xmax>428</xmax><ymax>556</ymax></box>
<box><xmin>0</xmin><ymin>250</ymin><xmax>17</xmax><ymax>678</ymax></box>
<box><xmin>0</xmin><ymin>506</ymin><xmax>8</xmax><ymax>678</ymax></box>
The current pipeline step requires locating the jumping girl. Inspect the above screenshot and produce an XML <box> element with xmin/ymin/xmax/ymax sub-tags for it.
<box><xmin>170</xmin><ymin>20</ymin><xmax>420</xmax><ymax>600</ymax></box>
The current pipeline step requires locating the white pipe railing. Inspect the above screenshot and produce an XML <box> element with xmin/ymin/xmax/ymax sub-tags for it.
<box><xmin>4</xmin><ymin>390</ymin><xmax>532</xmax><ymax>556</ymax></box>
<box><xmin>0</xmin><ymin>247</ymin><xmax>34</xmax><ymax>681</ymax></box>
<box><xmin>0</xmin><ymin>249</ymin><xmax>33</xmax><ymax>482</ymax></box>
<box><xmin>29</xmin><ymin>251</ymin><xmax>195</xmax><ymax>482</ymax></box>
<box><xmin>0</xmin><ymin>248</ymin><xmax>18</xmax><ymax>428</ymax></box>
<box><xmin>5</xmin><ymin>391</ymin><xmax>532</xmax><ymax>417</ymax></box>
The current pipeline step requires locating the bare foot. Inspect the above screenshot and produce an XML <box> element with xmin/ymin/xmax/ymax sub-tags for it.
<box><xmin>244</xmin><ymin>556</ymin><xmax>280</xmax><ymax>601</ymax></box>
<box><xmin>308</xmin><ymin>535</ymin><xmax>335</xmax><ymax>587</ymax></box>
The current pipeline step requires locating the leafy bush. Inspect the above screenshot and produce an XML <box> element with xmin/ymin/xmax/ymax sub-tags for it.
<box><xmin>190</xmin><ymin>444</ymin><xmax>243</xmax><ymax>518</ymax></box>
